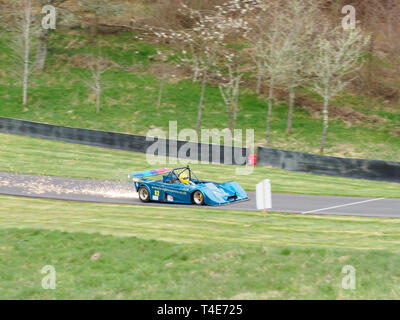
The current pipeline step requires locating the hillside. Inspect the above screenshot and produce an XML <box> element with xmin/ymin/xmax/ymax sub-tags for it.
<box><xmin>0</xmin><ymin>0</ymin><xmax>399</xmax><ymax>161</ymax></box>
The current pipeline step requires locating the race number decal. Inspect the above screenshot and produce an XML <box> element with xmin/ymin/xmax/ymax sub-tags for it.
<box><xmin>153</xmin><ymin>190</ymin><xmax>160</xmax><ymax>200</ymax></box>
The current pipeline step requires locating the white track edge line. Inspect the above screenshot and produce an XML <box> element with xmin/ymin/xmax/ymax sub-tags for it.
<box><xmin>301</xmin><ymin>198</ymin><xmax>386</xmax><ymax>214</ymax></box>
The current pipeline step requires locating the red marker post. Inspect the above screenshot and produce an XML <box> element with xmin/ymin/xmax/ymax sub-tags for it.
<box><xmin>248</xmin><ymin>154</ymin><xmax>257</xmax><ymax>166</ymax></box>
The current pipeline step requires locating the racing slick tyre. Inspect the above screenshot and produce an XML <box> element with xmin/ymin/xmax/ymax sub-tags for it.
<box><xmin>192</xmin><ymin>190</ymin><xmax>204</xmax><ymax>205</ymax></box>
<box><xmin>138</xmin><ymin>186</ymin><xmax>150</xmax><ymax>202</ymax></box>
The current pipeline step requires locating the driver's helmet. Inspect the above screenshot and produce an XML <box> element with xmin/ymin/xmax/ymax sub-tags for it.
<box><xmin>179</xmin><ymin>171</ymin><xmax>190</xmax><ymax>185</ymax></box>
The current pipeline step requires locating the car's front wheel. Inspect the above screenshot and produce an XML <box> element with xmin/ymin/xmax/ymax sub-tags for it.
<box><xmin>138</xmin><ymin>186</ymin><xmax>150</xmax><ymax>202</ymax></box>
<box><xmin>192</xmin><ymin>190</ymin><xmax>204</xmax><ymax>205</ymax></box>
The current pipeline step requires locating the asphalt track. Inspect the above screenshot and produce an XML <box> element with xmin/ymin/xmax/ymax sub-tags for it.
<box><xmin>0</xmin><ymin>172</ymin><xmax>399</xmax><ymax>218</ymax></box>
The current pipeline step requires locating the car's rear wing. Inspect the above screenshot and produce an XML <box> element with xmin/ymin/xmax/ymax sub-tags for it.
<box><xmin>128</xmin><ymin>168</ymin><xmax>171</xmax><ymax>180</ymax></box>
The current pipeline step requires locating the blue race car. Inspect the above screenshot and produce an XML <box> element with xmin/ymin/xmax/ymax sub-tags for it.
<box><xmin>128</xmin><ymin>166</ymin><xmax>248</xmax><ymax>206</ymax></box>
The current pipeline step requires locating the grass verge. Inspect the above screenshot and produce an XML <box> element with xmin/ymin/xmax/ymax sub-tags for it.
<box><xmin>1</xmin><ymin>195</ymin><xmax>400</xmax><ymax>299</ymax></box>
<box><xmin>0</xmin><ymin>133</ymin><xmax>399</xmax><ymax>198</ymax></box>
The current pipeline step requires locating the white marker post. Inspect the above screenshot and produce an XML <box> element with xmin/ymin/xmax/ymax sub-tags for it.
<box><xmin>256</xmin><ymin>179</ymin><xmax>272</xmax><ymax>218</ymax></box>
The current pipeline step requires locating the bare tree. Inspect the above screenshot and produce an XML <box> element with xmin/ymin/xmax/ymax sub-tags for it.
<box><xmin>251</xmin><ymin>2</ymin><xmax>292</xmax><ymax>146</ymax></box>
<box><xmin>280</xmin><ymin>0</ymin><xmax>319</xmax><ymax>134</ymax></box>
<box><xmin>8</xmin><ymin>0</ymin><xmax>37</xmax><ymax>106</ymax></box>
<box><xmin>84</xmin><ymin>55</ymin><xmax>110</xmax><ymax>114</ymax></box>
<box><xmin>21</xmin><ymin>0</ymin><xmax>32</xmax><ymax>106</ymax></box>
<box><xmin>157</xmin><ymin>75</ymin><xmax>165</xmax><ymax>109</ymax></box>
<box><xmin>219</xmin><ymin>72</ymin><xmax>241</xmax><ymax>133</ymax></box>
<box><xmin>252</xmin><ymin>39</ymin><xmax>265</xmax><ymax>95</ymax></box>
<box><xmin>240</xmin><ymin>1</ymin><xmax>317</xmax><ymax>141</ymax></box>
<box><xmin>244</xmin><ymin>1</ymin><xmax>274</xmax><ymax>97</ymax></box>
<box><xmin>311</xmin><ymin>27</ymin><xmax>370</xmax><ymax>154</ymax></box>
<box><xmin>156</xmin><ymin>63</ymin><xmax>171</xmax><ymax>109</ymax></box>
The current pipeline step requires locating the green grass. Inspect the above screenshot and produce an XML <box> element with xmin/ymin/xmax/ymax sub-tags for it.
<box><xmin>1</xmin><ymin>195</ymin><xmax>400</xmax><ymax>299</ymax></box>
<box><xmin>2</xmin><ymin>195</ymin><xmax>400</xmax><ymax>249</ymax></box>
<box><xmin>1</xmin><ymin>133</ymin><xmax>400</xmax><ymax>198</ymax></box>
<box><xmin>1</xmin><ymin>27</ymin><xmax>399</xmax><ymax>300</ymax></box>
<box><xmin>1</xmin><ymin>5</ymin><xmax>400</xmax><ymax>301</ymax></box>
<box><xmin>0</xmin><ymin>29</ymin><xmax>399</xmax><ymax>161</ymax></box>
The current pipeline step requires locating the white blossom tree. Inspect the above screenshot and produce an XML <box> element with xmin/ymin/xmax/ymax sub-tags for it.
<box><xmin>311</xmin><ymin>26</ymin><xmax>370</xmax><ymax>154</ymax></box>
<box><xmin>147</xmin><ymin>1</ymin><xmax>250</xmax><ymax>134</ymax></box>
<box><xmin>241</xmin><ymin>0</ymin><xmax>271</xmax><ymax>98</ymax></box>
<box><xmin>218</xmin><ymin>51</ymin><xmax>243</xmax><ymax>133</ymax></box>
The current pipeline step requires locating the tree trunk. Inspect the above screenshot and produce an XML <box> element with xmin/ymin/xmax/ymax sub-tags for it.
<box><xmin>320</xmin><ymin>95</ymin><xmax>329</xmax><ymax>154</ymax></box>
<box><xmin>190</xmin><ymin>44</ymin><xmax>199</xmax><ymax>82</ymax></box>
<box><xmin>96</xmin><ymin>88</ymin><xmax>101</xmax><ymax>114</ymax></box>
<box><xmin>90</xmin><ymin>12</ymin><xmax>98</xmax><ymax>43</ymax></box>
<box><xmin>195</xmin><ymin>70</ymin><xmax>207</xmax><ymax>134</ymax></box>
<box><xmin>256</xmin><ymin>73</ymin><xmax>262</xmax><ymax>95</ymax></box>
<box><xmin>366</xmin><ymin>33</ymin><xmax>375</xmax><ymax>89</ymax></box>
<box><xmin>193</xmin><ymin>68</ymin><xmax>199</xmax><ymax>82</ymax></box>
<box><xmin>286</xmin><ymin>85</ymin><xmax>295</xmax><ymax>134</ymax></box>
<box><xmin>157</xmin><ymin>77</ymin><xmax>165</xmax><ymax>109</ymax></box>
<box><xmin>34</xmin><ymin>28</ymin><xmax>49</xmax><ymax>71</ymax></box>
<box><xmin>233</xmin><ymin>76</ymin><xmax>240</xmax><ymax>122</ymax></box>
<box><xmin>266</xmin><ymin>78</ymin><xmax>274</xmax><ymax>146</ymax></box>
<box><xmin>227</xmin><ymin>101</ymin><xmax>233</xmax><ymax>134</ymax></box>
<box><xmin>22</xmin><ymin>0</ymin><xmax>32</xmax><ymax>106</ymax></box>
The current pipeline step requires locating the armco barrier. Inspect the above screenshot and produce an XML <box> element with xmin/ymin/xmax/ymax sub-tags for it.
<box><xmin>0</xmin><ymin>117</ymin><xmax>249</xmax><ymax>165</ymax></box>
<box><xmin>1</xmin><ymin>116</ymin><xmax>399</xmax><ymax>182</ymax></box>
<box><xmin>258</xmin><ymin>146</ymin><xmax>400</xmax><ymax>183</ymax></box>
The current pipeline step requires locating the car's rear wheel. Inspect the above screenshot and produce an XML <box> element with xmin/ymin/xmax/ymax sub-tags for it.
<box><xmin>138</xmin><ymin>186</ymin><xmax>150</xmax><ymax>202</ymax></box>
<box><xmin>192</xmin><ymin>190</ymin><xmax>204</xmax><ymax>205</ymax></box>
